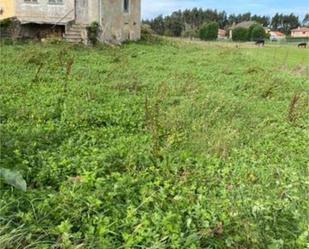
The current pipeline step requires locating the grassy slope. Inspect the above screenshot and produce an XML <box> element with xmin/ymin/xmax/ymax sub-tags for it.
<box><xmin>0</xmin><ymin>39</ymin><xmax>308</xmax><ymax>249</ymax></box>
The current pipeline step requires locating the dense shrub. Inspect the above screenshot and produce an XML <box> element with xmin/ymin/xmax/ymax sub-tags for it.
<box><xmin>248</xmin><ymin>23</ymin><xmax>260</xmax><ymax>40</ymax></box>
<box><xmin>286</xmin><ymin>36</ymin><xmax>309</xmax><ymax>42</ymax></box>
<box><xmin>86</xmin><ymin>22</ymin><xmax>100</xmax><ymax>45</ymax></box>
<box><xmin>232</xmin><ymin>27</ymin><xmax>249</xmax><ymax>41</ymax></box>
<box><xmin>165</xmin><ymin>17</ymin><xmax>183</xmax><ymax>37</ymax></box>
<box><xmin>251</xmin><ymin>25</ymin><xmax>267</xmax><ymax>41</ymax></box>
<box><xmin>182</xmin><ymin>28</ymin><xmax>198</xmax><ymax>39</ymax></box>
<box><xmin>199</xmin><ymin>22</ymin><xmax>219</xmax><ymax>40</ymax></box>
<box><xmin>0</xmin><ymin>18</ymin><xmax>11</xmax><ymax>27</ymax></box>
<box><xmin>141</xmin><ymin>24</ymin><xmax>154</xmax><ymax>35</ymax></box>
<box><xmin>141</xmin><ymin>24</ymin><xmax>154</xmax><ymax>41</ymax></box>
<box><xmin>140</xmin><ymin>24</ymin><xmax>164</xmax><ymax>44</ymax></box>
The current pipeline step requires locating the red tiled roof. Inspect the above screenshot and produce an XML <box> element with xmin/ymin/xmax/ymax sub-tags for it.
<box><xmin>291</xmin><ymin>27</ymin><xmax>309</xmax><ymax>32</ymax></box>
<box><xmin>270</xmin><ymin>31</ymin><xmax>285</xmax><ymax>36</ymax></box>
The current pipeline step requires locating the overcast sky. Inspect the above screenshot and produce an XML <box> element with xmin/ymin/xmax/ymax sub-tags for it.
<box><xmin>142</xmin><ymin>0</ymin><xmax>308</xmax><ymax>20</ymax></box>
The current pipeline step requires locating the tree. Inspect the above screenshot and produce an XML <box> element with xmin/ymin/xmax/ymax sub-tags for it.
<box><xmin>303</xmin><ymin>14</ymin><xmax>309</xmax><ymax>27</ymax></box>
<box><xmin>271</xmin><ymin>13</ymin><xmax>300</xmax><ymax>34</ymax></box>
<box><xmin>248</xmin><ymin>23</ymin><xmax>260</xmax><ymax>40</ymax></box>
<box><xmin>144</xmin><ymin>10</ymin><xmax>302</xmax><ymax>37</ymax></box>
<box><xmin>150</xmin><ymin>15</ymin><xmax>165</xmax><ymax>35</ymax></box>
<box><xmin>251</xmin><ymin>25</ymin><xmax>266</xmax><ymax>40</ymax></box>
<box><xmin>165</xmin><ymin>12</ymin><xmax>183</xmax><ymax>37</ymax></box>
<box><xmin>251</xmin><ymin>15</ymin><xmax>270</xmax><ymax>27</ymax></box>
<box><xmin>183</xmin><ymin>28</ymin><xmax>198</xmax><ymax>39</ymax></box>
<box><xmin>199</xmin><ymin>22</ymin><xmax>219</xmax><ymax>40</ymax></box>
<box><xmin>232</xmin><ymin>27</ymin><xmax>249</xmax><ymax>41</ymax></box>
<box><xmin>241</xmin><ymin>12</ymin><xmax>252</xmax><ymax>22</ymax></box>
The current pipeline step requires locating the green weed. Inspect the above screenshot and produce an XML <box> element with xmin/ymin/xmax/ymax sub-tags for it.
<box><xmin>0</xmin><ymin>40</ymin><xmax>308</xmax><ymax>249</ymax></box>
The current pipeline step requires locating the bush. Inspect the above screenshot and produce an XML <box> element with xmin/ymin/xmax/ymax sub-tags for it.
<box><xmin>248</xmin><ymin>23</ymin><xmax>260</xmax><ymax>40</ymax></box>
<box><xmin>0</xmin><ymin>18</ymin><xmax>11</xmax><ymax>27</ymax></box>
<box><xmin>232</xmin><ymin>27</ymin><xmax>249</xmax><ymax>41</ymax></box>
<box><xmin>140</xmin><ymin>24</ymin><xmax>162</xmax><ymax>43</ymax></box>
<box><xmin>86</xmin><ymin>22</ymin><xmax>100</xmax><ymax>45</ymax></box>
<box><xmin>141</xmin><ymin>24</ymin><xmax>154</xmax><ymax>35</ymax></box>
<box><xmin>251</xmin><ymin>25</ymin><xmax>266</xmax><ymax>41</ymax></box>
<box><xmin>182</xmin><ymin>28</ymin><xmax>198</xmax><ymax>39</ymax></box>
<box><xmin>199</xmin><ymin>22</ymin><xmax>219</xmax><ymax>41</ymax></box>
<box><xmin>286</xmin><ymin>36</ymin><xmax>309</xmax><ymax>42</ymax></box>
<box><xmin>141</xmin><ymin>24</ymin><xmax>154</xmax><ymax>41</ymax></box>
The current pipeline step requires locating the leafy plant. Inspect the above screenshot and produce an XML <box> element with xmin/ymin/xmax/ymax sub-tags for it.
<box><xmin>199</xmin><ymin>22</ymin><xmax>219</xmax><ymax>40</ymax></box>
<box><xmin>0</xmin><ymin>39</ymin><xmax>308</xmax><ymax>249</ymax></box>
<box><xmin>87</xmin><ymin>22</ymin><xmax>100</xmax><ymax>45</ymax></box>
<box><xmin>248</xmin><ymin>23</ymin><xmax>260</xmax><ymax>40</ymax></box>
<box><xmin>232</xmin><ymin>27</ymin><xmax>249</xmax><ymax>41</ymax></box>
<box><xmin>251</xmin><ymin>25</ymin><xmax>267</xmax><ymax>41</ymax></box>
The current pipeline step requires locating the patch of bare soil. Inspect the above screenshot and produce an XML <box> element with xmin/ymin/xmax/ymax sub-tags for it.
<box><xmin>280</xmin><ymin>64</ymin><xmax>309</xmax><ymax>78</ymax></box>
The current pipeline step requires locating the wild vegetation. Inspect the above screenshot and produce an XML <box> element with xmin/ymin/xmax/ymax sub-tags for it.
<box><xmin>199</xmin><ymin>22</ymin><xmax>219</xmax><ymax>41</ymax></box>
<box><xmin>0</xmin><ymin>38</ymin><xmax>308</xmax><ymax>248</ymax></box>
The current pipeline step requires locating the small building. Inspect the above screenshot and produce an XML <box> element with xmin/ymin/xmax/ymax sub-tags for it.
<box><xmin>291</xmin><ymin>27</ymin><xmax>309</xmax><ymax>38</ymax></box>
<box><xmin>218</xmin><ymin>29</ymin><xmax>226</xmax><ymax>39</ymax></box>
<box><xmin>234</xmin><ymin>21</ymin><xmax>256</xmax><ymax>29</ymax></box>
<box><xmin>269</xmin><ymin>31</ymin><xmax>285</xmax><ymax>41</ymax></box>
<box><xmin>229</xmin><ymin>21</ymin><xmax>257</xmax><ymax>38</ymax></box>
<box><xmin>0</xmin><ymin>0</ymin><xmax>15</xmax><ymax>20</ymax></box>
<box><xmin>1</xmin><ymin>0</ymin><xmax>141</xmax><ymax>44</ymax></box>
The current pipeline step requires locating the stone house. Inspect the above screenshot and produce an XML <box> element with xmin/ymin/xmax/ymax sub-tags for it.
<box><xmin>0</xmin><ymin>0</ymin><xmax>16</xmax><ymax>20</ymax></box>
<box><xmin>229</xmin><ymin>21</ymin><xmax>257</xmax><ymax>38</ymax></box>
<box><xmin>1</xmin><ymin>0</ymin><xmax>141</xmax><ymax>44</ymax></box>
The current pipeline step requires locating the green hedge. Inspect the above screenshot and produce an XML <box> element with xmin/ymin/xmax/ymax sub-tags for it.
<box><xmin>286</xmin><ymin>37</ymin><xmax>309</xmax><ymax>43</ymax></box>
<box><xmin>232</xmin><ymin>27</ymin><xmax>248</xmax><ymax>41</ymax></box>
<box><xmin>199</xmin><ymin>22</ymin><xmax>219</xmax><ymax>41</ymax></box>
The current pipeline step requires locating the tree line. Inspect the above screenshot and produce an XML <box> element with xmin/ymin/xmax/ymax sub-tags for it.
<box><xmin>143</xmin><ymin>9</ymin><xmax>309</xmax><ymax>37</ymax></box>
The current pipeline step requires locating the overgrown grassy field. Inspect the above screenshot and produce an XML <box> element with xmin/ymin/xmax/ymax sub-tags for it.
<box><xmin>0</xmin><ymin>39</ymin><xmax>308</xmax><ymax>249</ymax></box>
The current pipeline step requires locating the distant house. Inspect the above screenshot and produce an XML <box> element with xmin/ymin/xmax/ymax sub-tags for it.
<box><xmin>291</xmin><ymin>27</ymin><xmax>309</xmax><ymax>38</ymax></box>
<box><xmin>1</xmin><ymin>0</ymin><xmax>141</xmax><ymax>44</ymax></box>
<box><xmin>0</xmin><ymin>0</ymin><xmax>15</xmax><ymax>20</ymax></box>
<box><xmin>229</xmin><ymin>21</ymin><xmax>257</xmax><ymax>38</ymax></box>
<box><xmin>269</xmin><ymin>31</ymin><xmax>285</xmax><ymax>41</ymax></box>
<box><xmin>234</xmin><ymin>21</ymin><xmax>256</xmax><ymax>29</ymax></box>
<box><xmin>218</xmin><ymin>29</ymin><xmax>226</xmax><ymax>39</ymax></box>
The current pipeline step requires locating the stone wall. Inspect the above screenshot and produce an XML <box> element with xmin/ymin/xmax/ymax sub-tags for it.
<box><xmin>0</xmin><ymin>18</ymin><xmax>21</xmax><ymax>39</ymax></box>
<box><xmin>8</xmin><ymin>0</ymin><xmax>141</xmax><ymax>44</ymax></box>
<box><xmin>99</xmin><ymin>0</ymin><xmax>141</xmax><ymax>43</ymax></box>
<box><xmin>0</xmin><ymin>18</ymin><xmax>64</xmax><ymax>40</ymax></box>
<box><xmin>15</xmin><ymin>0</ymin><xmax>74</xmax><ymax>24</ymax></box>
<box><xmin>0</xmin><ymin>0</ymin><xmax>16</xmax><ymax>20</ymax></box>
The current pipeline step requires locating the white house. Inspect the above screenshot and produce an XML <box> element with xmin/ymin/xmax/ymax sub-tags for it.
<box><xmin>269</xmin><ymin>31</ymin><xmax>285</xmax><ymax>41</ymax></box>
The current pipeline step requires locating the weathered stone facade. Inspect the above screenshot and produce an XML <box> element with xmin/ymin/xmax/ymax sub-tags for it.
<box><xmin>4</xmin><ymin>0</ymin><xmax>141</xmax><ymax>43</ymax></box>
<box><xmin>72</xmin><ymin>0</ymin><xmax>141</xmax><ymax>43</ymax></box>
<box><xmin>15</xmin><ymin>0</ymin><xmax>74</xmax><ymax>25</ymax></box>
<box><xmin>0</xmin><ymin>0</ymin><xmax>16</xmax><ymax>20</ymax></box>
<box><xmin>69</xmin><ymin>0</ymin><xmax>141</xmax><ymax>43</ymax></box>
<box><xmin>99</xmin><ymin>0</ymin><xmax>141</xmax><ymax>42</ymax></box>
